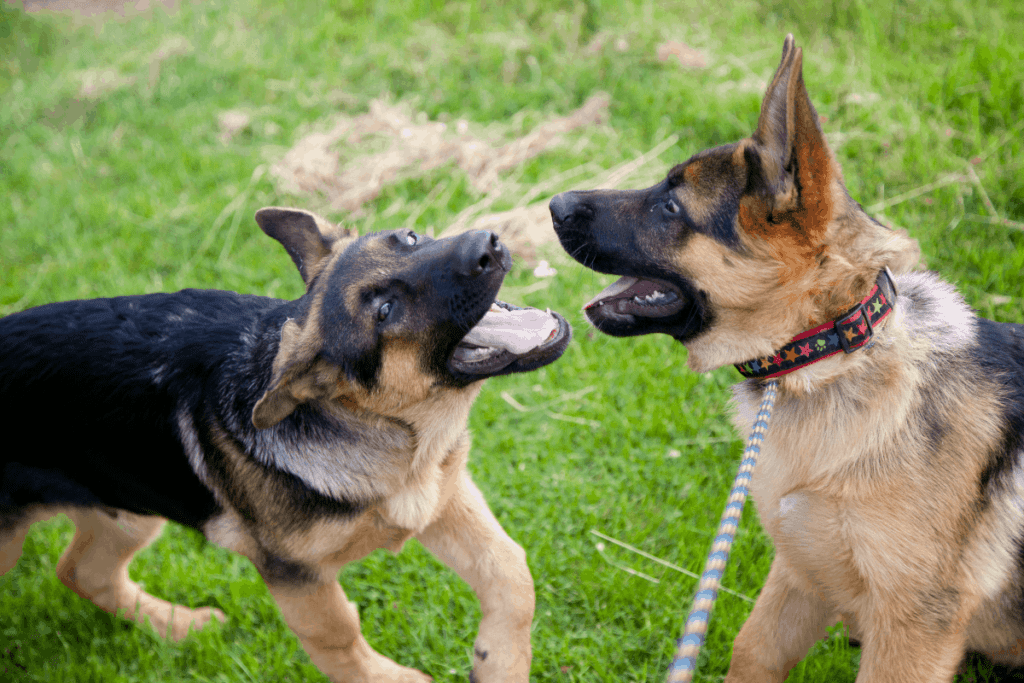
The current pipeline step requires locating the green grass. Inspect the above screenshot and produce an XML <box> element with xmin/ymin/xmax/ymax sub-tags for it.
<box><xmin>2</xmin><ymin>0</ymin><xmax>1023</xmax><ymax>681</ymax></box>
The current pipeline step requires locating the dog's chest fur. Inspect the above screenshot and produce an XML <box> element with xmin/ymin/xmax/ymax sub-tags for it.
<box><xmin>730</xmin><ymin>272</ymin><xmax>1024</xmax><ymax>635</ymax></box>
<box><xmin>203</xmin><ymin>386</ymin><xmax>480</xmax><ymax>571</ymax></box>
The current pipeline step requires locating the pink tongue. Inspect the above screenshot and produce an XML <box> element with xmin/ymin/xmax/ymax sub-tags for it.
<box><xmin>461</xmin><ymin>306</ymin><xmax>558</xmax><ymax>354</ymax></box>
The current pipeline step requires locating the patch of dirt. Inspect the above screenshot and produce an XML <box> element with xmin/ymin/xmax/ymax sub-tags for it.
<box><xmin>656</xmin><ymin>40</ymin><xmax>708</xmax><ymax>69</ymax></box>
<box><xmin>267</xmin><ymin>93</ymin><xmax>642</xmax><ymax>262</ymax></box>
<box><xmin>270</xmin><ymin>93</ymin><xmax>611</xmax><ymax>213</ymax></box>
<box><xmin>15</xmin><ymin>0</ymin><xmax>178</xmax><ymax>18</ymax></box>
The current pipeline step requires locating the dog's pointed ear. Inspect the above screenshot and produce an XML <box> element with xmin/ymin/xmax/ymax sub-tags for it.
<box><xmin>755</xmin><ymin>34</ymin><xmax>800</xmax><ymax>176</ymax></box>
<box><xmin>255</xmin><ymin>207</ymin><xmax>353</xmax><ymax>288</ymax></box>
<box><xmin>251</xmin><ymin>318</ymin><xmax>347</xmax><ymax>429</ymax></box>
<box><xmin>749</xmin><ymin>35</ymin><xmax>836</xmax><ymax>234</ymax></box>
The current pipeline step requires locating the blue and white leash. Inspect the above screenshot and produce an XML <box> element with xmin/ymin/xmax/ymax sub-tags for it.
<box><xmin>666</xmin><ymin>379</ymin><xmax>779</xmax><ymax>682</ymax></box>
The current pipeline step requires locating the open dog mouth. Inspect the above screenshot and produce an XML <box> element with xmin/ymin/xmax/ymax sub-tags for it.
<box><xmin>449</xmin><ymin>300</ymin><xmax>570</xmax><ymax>378</ymax></box>
<box><xmin>584</xmin><ymin>276</ymin><xmax>686</xmax><ymax>320</ymax></box>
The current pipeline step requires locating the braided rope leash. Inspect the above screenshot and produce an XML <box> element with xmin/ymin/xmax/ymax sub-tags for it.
<box><xmin>666</xmin><ymin>379</ymin><xmax>779</xmax><ymax>683</ymax></box>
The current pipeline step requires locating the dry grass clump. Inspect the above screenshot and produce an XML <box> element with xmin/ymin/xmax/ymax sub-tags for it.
<box><xmin>270</xmin><ymin>93</ymin><xmax>681</xmax><ymax>261</ymax></box>
<box><xmin>270</xmin><ymin>93</ymin><xmax>610</xmax><ymax>213</ymax></box>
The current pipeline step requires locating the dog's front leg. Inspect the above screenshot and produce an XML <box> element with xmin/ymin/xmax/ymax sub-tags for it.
<box><xmin>266</xmin><ymin>579</ymin><xmax>432</xmax><ymax>683</ymax></box>
<box><xmin>854</xmin><ymin>602</ymin><xmax>969</xmax><ymax>683</ymax></box>
<box><xmin>724</xmin><ymin>559</ymin><xmax>832</xmax><ymax>682</ymax></box>
<box><xmin>416</xmin><ymin>471</ymin><xmax>534</xmax><ymax>683</ymax></box>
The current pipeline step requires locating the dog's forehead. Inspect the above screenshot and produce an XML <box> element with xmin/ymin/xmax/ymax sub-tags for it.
<box><xmin>320</xmin><ymin>231</ymin><xmax>403</xmax><ymax>306</ymax></box>
<box><xmin>315</xmin><ymin>229</ymin><xmax>446</xmax><ymax>333</ymax></box>
<box><xmin>663</xmin><ymin>142</ymin><xmax>748</xmax><ymax>249</ymax></box>
<box><xmin>671</xmin><ymin>142</ymin><xmax>747</xmax><ymax>185</ymax></box>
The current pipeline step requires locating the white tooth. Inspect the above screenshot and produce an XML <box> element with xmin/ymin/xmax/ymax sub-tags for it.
<box><xmin>585</xmin><ymin>276</ymin><xmax>639</xmax><ymax>309</ymax></box>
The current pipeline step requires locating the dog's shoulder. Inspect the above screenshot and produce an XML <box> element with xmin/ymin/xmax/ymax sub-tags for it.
<box><xmin>972</xmin><ymin>315</ymin><xmax>1024</xmax><ymax>468</ymax></box>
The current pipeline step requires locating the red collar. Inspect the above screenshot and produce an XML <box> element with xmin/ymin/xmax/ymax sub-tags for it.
<box><xmin>735</xmin><ymin>268</ymin><xmax>898</xmax><ymax>379</ymax></box>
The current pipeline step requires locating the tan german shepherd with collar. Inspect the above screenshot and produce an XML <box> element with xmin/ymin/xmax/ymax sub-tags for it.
<box><xmin>551</xmin><ymin>34</ymin><xmax>1024</xmax><ymax>682</ymax></box>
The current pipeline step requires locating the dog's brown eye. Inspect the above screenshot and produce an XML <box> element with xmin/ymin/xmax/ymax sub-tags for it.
<box><xmin>665</xmin><ymin>199</ymin><xmax>680</xmax><ymax>215</ymax></box>
<box><xmin>405</xmin><ymin>231</ymin><xmax>418</xmax><ymax>246</ymax></box>
<box><xmin>378</xmin><ymin>302</ymin><xmax>392</xmax><ymax>321</ymax></box>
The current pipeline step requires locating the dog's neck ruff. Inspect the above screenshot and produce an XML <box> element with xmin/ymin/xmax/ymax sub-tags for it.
<box><xmin>735</xmin><ymin>268</ymin><xmax>898</xmax><ymax>379</ymax></box>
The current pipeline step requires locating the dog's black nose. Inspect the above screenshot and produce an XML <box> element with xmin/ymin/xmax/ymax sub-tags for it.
<box><xmin>459</xmin><ymin>230</ymin><xmax>505</xmax><ymax>277</ymax></box>
<box><xmin>549</xmin><ymin>192</ymin><xmax>587</xmax><ymax>230</ymax></box>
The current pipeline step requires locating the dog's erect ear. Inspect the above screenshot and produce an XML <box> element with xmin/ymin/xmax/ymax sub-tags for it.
<box><xmin>255</xmin><ymin>207</ymin><xmax>353</xmax><ymax>288</ymax></box>
<box><xmin>755</xmin><ymin>34</ymin><xmax>799</xmax><ymax>177</ymax></box>
<box><xmin>751</xmin><ymin>34</ymin><xmax>835</xmax><ymax>233</ymax></box>
<box><xmin>251</xmin><ymin>317</ymin><xmax>347</xmax><ymax>429</ymax></box>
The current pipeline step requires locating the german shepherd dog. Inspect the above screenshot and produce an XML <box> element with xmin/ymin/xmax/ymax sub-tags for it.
<box><xmin>0</xmin><ymin>208</ymin><xmax>570</xmax><ymax>682</ymax></box>
<box><xmin>551</xmin><ymin>35</ymin><xmax>1024</xmax><ymax>682</ymax></box>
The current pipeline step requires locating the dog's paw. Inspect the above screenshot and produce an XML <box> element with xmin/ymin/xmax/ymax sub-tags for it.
<box><xmin>322</xmin><ymin>652</ymin><xmax>432</xmax><ymax>683</ymax></box>
<box><xmin>150</xmin><ymin>603</ymin><xmax>227</xmax><ymax>642</ymax></box>
<box><xmin>186</xmin><ymin>605</ymin><xmax>227</xmax><ymax>633</ymax></box>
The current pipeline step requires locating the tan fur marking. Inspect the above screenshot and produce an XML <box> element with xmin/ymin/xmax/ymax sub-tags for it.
<box><xmin>253</xmin><ymin>284</ymin><xmax>342</xmax><ymax>429</ymax></box>
<box><xmin>267</xmin><ymin>580</ymin><xmax>431</xmax><ymax>683</ymax></box>
<box><xmin>684</xmin><ymin>162</ymin><xmax>699</xmax><ymax>184</ymax></box>
<box><xmin>416</xmin><ymin>472</ymin><xmax>534</xmax><ymax>681</ymax></box>
<box><xmin>56</xmin><ymin>509</ymin><xmax>225</xmax><ymax>641</ymax></box>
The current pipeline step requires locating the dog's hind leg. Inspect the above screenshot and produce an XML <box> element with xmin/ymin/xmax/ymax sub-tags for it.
<box><xmin>416</xmin><ymin>471</ymin><xmax>534</xmax><ymax>683</ymax></box>
<box><xmin>0</xmin><ymin>507</ymin><xmax>64</xmax><ymax>574</ymax></box>
<box><xmin>265</xmin><ymin>578</ymin><xmax>432</xmax><ymax>683</ymax></box>
<box><xmin>56</xmin><ymin>508</ymin><xmax>224</xmax><ymax>641</ymax></box>
<box><xmin>0</xmin><ymin>518</ymin><xmax>32</xmax><ymax>575</ymax></box>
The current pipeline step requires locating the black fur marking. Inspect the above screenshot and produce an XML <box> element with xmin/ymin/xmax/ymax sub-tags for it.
<box><xmin>201</xmin><ymin>406</ymin><xmax>366</xmax><ymax>532</ymax></box>
<box><xmin>914</xmin><ymin>382</ymin><xmax>950</xmax><ymax>458</ymax></box>
<box><xmin>696</xmin><ymin>194</ymin><xmax>742</xmax><ymax>250</ymax></box>
<box><xmin>1</xmin><ymin>462</ymin><xmax>103</xmax><ymax>517</ymax></box>
<box><xmin>667</xmin><ymin>163</ymin><xmax>686</xmax><ymax>188</ymax></box>
<box><xmin>742</xmin><ymin>145</ymin><xmax>767</xmax><ymax>195</ymax></box>
<box><xmin>974</xmin><ymin>320</ymin><xmax>1024</xmax><ymax>495</ymax></box>
<box><xmin>0</xmin><ymin>291</ymin><xmax>246</xmax><ymax>528</ymax></box>
<box><xmin>474</xmin><ymin>647</ymin><xmax>488</xmax><ymax>661</ymax></box>
<box><xmin>971</xmin><ymin>320</ymin><xmax>1024</xmax><ymax>620</ymax></box>
<box><xmin>319</xmin><ymin>267</ymin><xmax>383</xmax><ymax>390</ymax></box>
<box><xmin>258</xmin><ymin>554</ymin><xmax>320</xmax><ymax>586</ymax></box>
<box><xmin>915</xmin><ymin>585</ymin><xmax>961</xmax><ymax>634</ymax></box>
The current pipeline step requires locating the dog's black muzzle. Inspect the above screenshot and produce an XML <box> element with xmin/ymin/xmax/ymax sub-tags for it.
<box><xmin>549</xmin><ymin>191</ymin><xmax>591</xmax><ymax>232</ymax></box>
<box><xmin>451</xmin><ymin>229</ymin><xmax>510</xmax><ymax>279</ymax></box>
<box><xmin>549</xmin><ymin>190</ymin><xmax>711</xmax><ymax>343</ymax></box>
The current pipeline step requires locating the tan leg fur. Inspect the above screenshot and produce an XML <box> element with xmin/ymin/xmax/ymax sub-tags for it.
<box><xmin>56</xmin><ymin>508</ymin><xmax>224</xmax><ymax>641</ymax></box>
<box><xmin>416</xmin><ymin>471</ymin><xmax>534</xmax><ymax>683</ymax></box>
<box><xmin>267</xmin><ymin>579</ymin><xmax>431</xmax><ymax>683</ymax></box>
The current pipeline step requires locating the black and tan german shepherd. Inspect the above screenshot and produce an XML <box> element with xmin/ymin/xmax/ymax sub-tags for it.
<box><xmin>552</xmin><ymin>34</ymin><xmax>1024</xmax><ymax>682</ymax></box>
<box><xmin>0</xmin><ymin>207</ymin><xmax>570</xmax><ymax>682</ymax></box>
